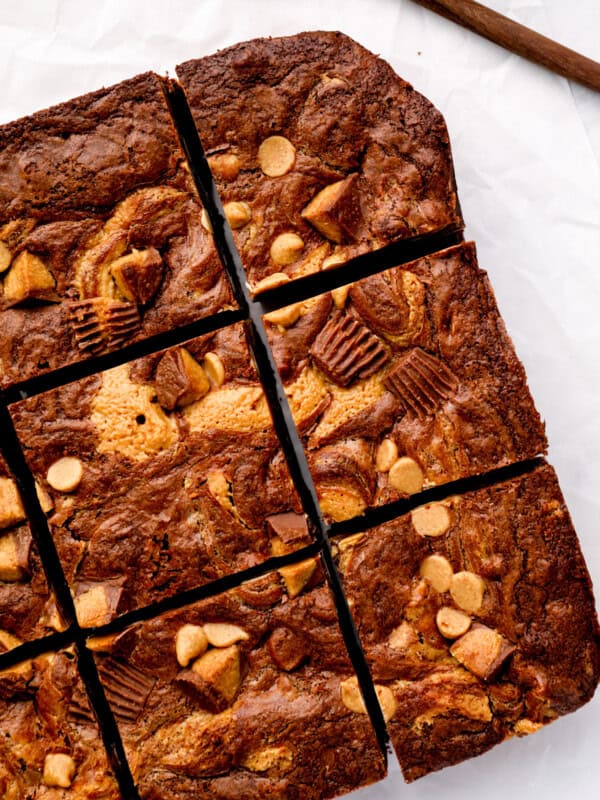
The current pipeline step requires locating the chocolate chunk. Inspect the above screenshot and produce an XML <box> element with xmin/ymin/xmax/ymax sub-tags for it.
<box><xmin>110</xmin><ymin>247</ymin><xmax>164</xmax><ymax>305</ymax></box>
<box><xmin>174</xmin><ymin>668</ymin><xmax>232</xmax><ymax>713</ymax></box>
<box><xmin>383</xmin><ymin>347</ymin><xmax>458</xmax><ymax>417</ymax></box>
<box><xmin>97</xmin><ymin>657</ymin><xmax>155</xmax><ymax>724</ymax></box>
<box><xmin>301</xmin><ymin>173</ymin><xmax>363</xmax><ymax>244</ymax></box>
<box><xmin>68</xmin><ymin>298</ymin><xmax>141</xmax><ymax>356</ymax></box>
<box><xmin>349</xmin><ymin>271</ymin><xmax>411</xmax><ymax>338</ymax></box>
<box><xmin>310</xmin><ymin>311</ymin><xmax>389</xmax><ymax>387</ymax></box>
<box><xmin>154</xmin><ymin>347</ymin><xmax>210</xmax><ymax>411</ymax></box>
<box><xmin>266</xmin><ymin>512</ymin><xmax>310</xmax><ymax>551</ymax></box>
<box><xmin>267</xmin><ymin>627</ymin><xmax>309</xmax><ymax>672</ymax></box>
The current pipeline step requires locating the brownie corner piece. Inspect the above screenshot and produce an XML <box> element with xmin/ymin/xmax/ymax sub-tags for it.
<box><xmin>176</xmin><ymin>30</ymin><xmax>462</xmax><ymax>293</ymax></box>
<box><xmin>0</xmin><ymin>646</ymin><xmax>121</xmax><ymax>798</ymax></box>
<box><xmin>0</xmin><ymin>70</ymin><xmax>234</xmax><ymax>388</ymax></box>
<box><xmin>335</xmin><ymin>461</ymin><xmax>600</xmax><ymax>781</ymax></box>
<box><xmin>9</xmin><ymin>321</ymin><xmax>311</xmax><ymax>622</ymax></box>
<box><xmin>265</xmin><ymin>240</ymin><xmax>546</xmax><ymax>523</ymax></box>
<box><xmin>91</xmin><ymin>559</ymin><xmax>386</xmax><ymax>800</ymax></box>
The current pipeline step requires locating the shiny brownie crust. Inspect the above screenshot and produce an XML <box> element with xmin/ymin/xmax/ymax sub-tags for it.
<box><xmin>266</xmin><ymin>241</ymin><xmax>547</xmax><ymax>522</ymax></box>
<box><xmin>10</xmin><ymin>323</ymin><xmax>307</xmax><ymax>623</ymax></box>
<box><xmin>0</xmin><ymin>72</ymin><xmax>233</xmax><ymax>388</ymax></box>
<box><xmin>91</xmin><ymin>565</ymin><xmax>386</xmax><ymax>800</ymax></box>
<box><xmin>337</xmin><ymin>463</ymin><xmax>600</xmax><ymax>781</ymax></box>
<box><xmin>177</xmin><ymin>31</ymin><xmax>462</xmax><ymax>291</ymax></box>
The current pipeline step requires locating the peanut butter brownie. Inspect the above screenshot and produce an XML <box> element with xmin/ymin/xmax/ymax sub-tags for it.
<box><xmin>90</xmin><ymin>561</ymin><xmax>386</xmax><ymax>800</ymax></box>
<box><xmin>0</xmin><ymin>72</ymin><xmax>234</xmax><ymax>388</ymax></box>
<box><xmin>336</xmin><ymin>462</ymin><xmax>600</xmax><ymax>781</ymax></box>
<box><xmin>264</xmin><ymin>241</ymin><xmax>547</xmax><ymax>522</ymax></box>
<box><xmin>10</xmin><ymin>323</ymin><xmax>308</xmax><ymax>624</ymax></box>
<box><xmin>0</xmin><ymin>647</ymin><xmax>120</xmax><ymax>798</ymax></box>
<box><xmin>0</xmin><ymin>453</ymin><xmax>60</xmax><ymax>651</ymax></box>
<box><xmin>177</xmin><ymin>31</ymin><xmax>463</xmax><ymax>293</ymax></box>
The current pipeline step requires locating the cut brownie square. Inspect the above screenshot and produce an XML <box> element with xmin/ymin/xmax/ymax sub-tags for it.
<box><xmin>335</xmin><ymin>462</ymin><xmax>600</xmax><ymax>781</ymax></box>
<box><xmin>0</xmin><ymin>452</ymin><xmax>60</xmax><ymax>651</ymax></box>
<box><xmin>89</xmin><ymin>560</ymin><xmax>386</xmax><ymax>800</ymax></box>
<box><xmin>264</xmin><ymin>241</ymin><xmax>547</xmax><ymax>522</ymax></box>
<box><xmin>0</xmin><ymin>72</ymin><xmax>234</xmax><ymax>388</ymax></box>
<box><xmin>0</xmin><ymin>646</ymin><xmax>120</xmax><ymax>798</ymax></box>
<box><xmin>9</xmin><ymin>323</ymin><xmax>309</xmax><ymax>624</ymax></box>
<box><xmin>176</xmin><ymin>31</ymin><xmax>462</xmax><ymax>294</ymax></box>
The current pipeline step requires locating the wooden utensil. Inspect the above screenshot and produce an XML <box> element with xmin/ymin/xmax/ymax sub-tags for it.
<box><xmin>410</xmin><ymin>0</ymin><xmax>600</xmax><ymax>92</ymax></box>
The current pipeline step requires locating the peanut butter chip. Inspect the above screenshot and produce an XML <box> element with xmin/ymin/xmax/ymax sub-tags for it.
<box><xmin>208</xmin><ymin>152</ymin><xmax>240</xmax><ymax>181</ymax></box>
<box><xmin>375</xmin><ymin>438</ymin><xmax>398</xmax><ymax>472</ymax></box>
<box><xmin>46</xmin><ymin>457</ymin><xmax>83</xmax><ymax>493</ymax></box>
<box><xmin>224</xmin><ymin>201</ymin><xmax>252</xmax><ymax>229</ymax></box>
<box><xmin>340</xmin><ymin>676</ymin><xmax>367</xmax><ymax>714</ymax></box>
<box><xmin>203</xmin><ymin>623</ymin><xmax>249</xmax><ymax>648</ymax></box>
<box><xmin>411</xmin><ymin>503</ymin><xmax>451</xmax><ymax>537</ymax></box>
<box><xmin>436</xmin><ymin>606</ymin><xmax>472</xmax><ymax>639</ymax></box>
<box><xmin>176</xmin><ymin>624</ymin><xmax>208</xmax><ymax>667</ymax></box>
<box><xmin>264</xmin><ymin>302</ymin><xmax>302</xmax><ymax>327</ymax></box>
<box><xmin>252</xmin><ymin>272</ymin><xmax>291</xmax><ymax>294</ymax></box>
<box><xmin>331</xmin><ymin>284</ymin><xmax>351</xmax><ymax>309</ymax></box>
<box><xmin>270</xmin><ymin>233</ymin><xmax>305</xmax><ymax>266</ymax></box>
<box><xmin>419</xmin><ymin>554</ymin><xmax>454</xmax><ymax>593</ymax></box>
<box><xmin>203</xmin><ymin>352</ymin><xmax>225</xmax><ymax>388</ymax></box>
<box><xmin>258</xmin><ymin>136</ymin><xmax>296</xmax><ymax>177</ymax></box>
<box><xmin>450</xmin><ymin>571</ymin><xmax>485</xmax><ymax>614</ymax></box>
<box><xmin>388</xmin><ymin>457</ymin><xmax>423</xmax><ymax>495</ymax></box>
<box><xmin>376</xmin><ymin>685</ymin><xmax>397</xmax><ymax>722</ymax></box>
<box><xmin>43</xmin><ymin>754</ymin><xmax>76</xmax><ymax>788</ymax></box>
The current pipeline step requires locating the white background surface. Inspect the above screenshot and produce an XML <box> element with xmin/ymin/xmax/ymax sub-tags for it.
<box><xmin>1</xmin><ymin>1</ymin><xmax>598</xmax><ymax>798</ymax></box>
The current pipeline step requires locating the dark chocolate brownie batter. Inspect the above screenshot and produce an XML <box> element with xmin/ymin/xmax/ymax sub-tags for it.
<box><xmin>0</xmin><ymin>72</ymin><xmax>234</xmax><ymax>388</ymax></box>
<box><xmin>336</xmin><ymin>463</ymin><xmax>600</xmax><ymax>781</ymax></box>
<box><xmin>265</xmin><ymin>241</ymin><xmax>547</xmax><ymax>522</ymax></box>
<box><xmin>0</xmin><ymin>648</ymin><xmax>120</xmax><ymax>799</ymax></box>
<box><xmin>91</xmin><ymin>563</ymin><xmax>386</xmax><ymax>800</ymax></box>
<box><xmin>177</xmin><ymin>31</ymin><xmax>463</xmax><ymax>292</ymax></box>
<box><xmin>10</xmin><ymin>323</ymin><xmax>308</xmax><ymax>623</ymax></box>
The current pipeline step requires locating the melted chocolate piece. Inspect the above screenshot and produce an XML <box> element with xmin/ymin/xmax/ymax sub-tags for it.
<box><xmin>383</xmin><ymin>347</ymin><xmax>458</xmax><ymax>417</ymax></box>
<box><xmin>310</xmin><ymin>311</ymin><xmax>389</xmax><ymax>387</ymax></box>
<box><xmin>98</xmin><ymin>657</ymin><xmax>155</xmax><ymax>725</ymax></box>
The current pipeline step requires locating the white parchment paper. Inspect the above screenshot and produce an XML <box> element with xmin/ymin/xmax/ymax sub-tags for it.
<box><xmin>1</xmin><ymin>2</ymin><xmax>598</xmax><ymax>798</ymax></box>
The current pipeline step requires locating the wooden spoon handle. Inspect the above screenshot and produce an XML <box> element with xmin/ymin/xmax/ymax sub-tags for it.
<box><xmin>411</xmin><ymin>0</ymin><xmax>600</xmax><ymax>92</ymax></box>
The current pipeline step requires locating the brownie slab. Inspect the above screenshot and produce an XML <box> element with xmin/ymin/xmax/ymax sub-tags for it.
<box><xmin>177</xmin><ymin>31</ymin><xmax>462</xmax><ymax>293</ymax></box>
<box><xmin>0</xmin><ymin>72</ymin><xmax>234</xmax><ymax>388</ymax></box>
<box><xmin>264</xmin><ymin>241</ymin><xmax>547</xmax><ymax>522</ymax></box>
<box><xmin>336</xmin><ymin>463</ymin><xmax>600</xmax><ymax>781</ymax></box>
<box><xmin>10</xmin><ymin>322</ymin><xmax>309</xmax><ymax>624</ymax></box>
<box><xmin>0</xmin><ymin>453</ymin><xmax>60</xmax><ymax>651</ymax></box>
<box><xmin>90</xmin><ymin>560</ymin><xmax>386</xmax><ymax>800</ymax></box>
<box><xmin>0</xmin><ymin>647</ymin><xmax>120</xmax><ymax>798</ymax></box>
